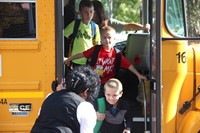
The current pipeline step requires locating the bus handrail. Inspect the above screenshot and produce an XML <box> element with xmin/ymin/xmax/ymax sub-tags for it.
<box><xmin>140</xmin><ymin>79</ymin><xmax>150</xmax><ymax>133</ymax></box>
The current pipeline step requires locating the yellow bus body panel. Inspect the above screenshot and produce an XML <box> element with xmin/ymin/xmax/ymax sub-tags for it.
<box><xmin>0</xmin><ymin>0</ymin><xmax>55</xmax><ymax>132</ymax></box>
<box><xmin>178</xmin><ymin>111</ymin><xmax>200</xmax><ymax>133</ymax></box>
<box><xmin>162</xmin><ymin>40</ymin><xmax>188</xmax><ymax>133</ymax></box>
<box><xmin>176</xmin><ymin>45</ymin><xmax>200</xmax><ymax>133</ymax></box>
<box><xmin>161</xmin><ymin>0</ymin><xmax>200</xmax><ymax>130</ymax></box>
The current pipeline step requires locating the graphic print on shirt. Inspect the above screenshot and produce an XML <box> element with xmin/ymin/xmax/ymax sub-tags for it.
<box><xmin>95</xmin><ymin>57</ymin><xmax>115</xmax><ymax>76</ymax></box>
<box><xmin>76</xmin><ymin>29</ymin><xmax>92</xmax><ymax>40</ymax></box>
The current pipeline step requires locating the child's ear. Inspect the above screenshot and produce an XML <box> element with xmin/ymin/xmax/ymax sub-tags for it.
<box><xmin>119</xmin><ymin>91</ymin><xmax>123</xmax><ymax>97</ymax></box>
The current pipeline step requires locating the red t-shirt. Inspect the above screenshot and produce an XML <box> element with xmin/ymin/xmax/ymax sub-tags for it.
<box><xmin>83</xmin><ymin>45</ymin><xmax>131</xmax><ymax>83</ymax></box>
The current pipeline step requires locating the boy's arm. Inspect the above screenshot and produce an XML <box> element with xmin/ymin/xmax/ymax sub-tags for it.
<box><xmin>120</xmin><ymin>55</ymin><xmax>146</xmax><ymax>82</ymax></box>
<box><xmin>64</xmin><ymin>53</ymin><xmax>84</xmax><ymax>64</ymax></box>
<box><xmin>123</xmin><ymin>23</ymin><xmax>150</xmax><ymax>31</ymax></box>
<box><xmin>128</xmin><ymin>65</ymin><xmax>147</xmax><ymax>82</ymax></box>
<box><xmin>123</xmin><ymin>102</ymin><xmax>132</xmax><ymax>133</ymax></box>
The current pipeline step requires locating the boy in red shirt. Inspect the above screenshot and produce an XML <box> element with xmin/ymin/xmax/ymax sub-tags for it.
<box><xmin>65</xmin><ymin>26</ymin><xmax>146</xmax><ymax>97</ymax></box>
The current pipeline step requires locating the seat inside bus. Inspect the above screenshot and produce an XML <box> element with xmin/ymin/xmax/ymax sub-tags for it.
<box><xmin>114</xmin><ymin>33</ymin><xmax>150</xmax><ymax>101</ymax></box>
<box><xmin>125</xmin><ymin>33</ymin><xmax>150</xmax><ymax>72</ymax></box>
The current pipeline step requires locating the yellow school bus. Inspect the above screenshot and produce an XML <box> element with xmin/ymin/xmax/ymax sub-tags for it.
<box><xmin>0</xmin><ymin>0</ymin><xmax>200</xmax><ymax>133</ymax></box>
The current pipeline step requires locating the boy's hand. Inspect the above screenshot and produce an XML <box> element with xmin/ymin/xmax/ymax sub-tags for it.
<box><xmin>96</xmin><ymin>111</ymin><xmax>105</xmax><ymax>120</ymax></box>
<box><xmin>64</xmin><ymin>57</ymin><xmax>68</xmax><ymax>64</ymax></box>
<box><xmin>137</xmin><ymin>74</ymin><xmax>147</xmax><ymax>82</ymax></box>
<box><xmin>144</xmin><ymin>23</ymin><xmax>150</xmax><ymax>31</ymax></box>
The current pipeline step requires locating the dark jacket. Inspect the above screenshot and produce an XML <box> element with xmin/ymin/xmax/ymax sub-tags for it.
<box><xmin>100</xmin><ymin>98</ymin><xmax>132</xmax><ymax>133</ymax></box>
<box><xmin>31</xmin><ymin>90</ymin><xmax>84</xmax><ymax>133</ymax></box>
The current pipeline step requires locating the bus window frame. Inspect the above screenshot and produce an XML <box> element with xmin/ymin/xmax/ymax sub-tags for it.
<box><xmin>0</xmin><ymin>0</ymin><xmax>35</xmax><ymax>2</ymax></box>
<box><xmin>0</xmin><ymin>0</ymin><xmax>36</xmax><ymax>40</ymax></box>
<box><xmin>164</xmin><ymin>0</ymin><xmax>186</xmax><ymax>37</ymax></box>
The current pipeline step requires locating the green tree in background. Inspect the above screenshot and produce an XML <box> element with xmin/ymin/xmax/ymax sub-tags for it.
<box><xmin>100</xmin><ymin>0</ymin><xmax>200</xmax><ymax>38</ymax></box>
<box><xmin>112</xmin><ymin>0</ymin><xmax>141</xmax><ymax>23</ymax></box>
<box><xmin>186</xmin><ymin>0</ymin><xmax>200</xmax><ymax>37</ymax></box>
<box><xmin>101</xmin><ymin>0</ymin><xmax>142</xmax><ymax>23</ymax></box>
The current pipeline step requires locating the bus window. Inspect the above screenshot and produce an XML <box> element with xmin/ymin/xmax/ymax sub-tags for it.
<box><xmin>0</xmin><ymin>2</ymin><xmax>36</xmax><ymax>39</ymax></box>
<box><xmin>166</xmin><ymin>0</ymin><xmax>185</xmax><ymax>36</ymax></box>
<box><xmin>101</xmin><ymin>0</ymin><xmax>141</xmax><ymax>24</ymax></box>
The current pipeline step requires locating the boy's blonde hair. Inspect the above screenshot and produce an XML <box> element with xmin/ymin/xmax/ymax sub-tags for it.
<box><xmin>104</xmin><ymin>78</ymin><xmax>123</xmax><ymax>92</ymax></box>
<box><xmin>100</xmin><ymin>25</ymin><xmax>116</xmax><ymax>34</ymax></box>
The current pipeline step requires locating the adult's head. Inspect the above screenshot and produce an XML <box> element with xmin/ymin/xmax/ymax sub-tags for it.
<box><xmin>92</xmin><ymin>0</ymin><xmax>107</xmax><ymax>27</ymax></box>
<box><xmin>65</xmin><ymin>65</ymin><xmax>100</xmax><ymax>103</ymax></box>
<box><xmin>79</xmin><ymin>0</ymin><xmax>94</xmax><ymax>24</ymax></box>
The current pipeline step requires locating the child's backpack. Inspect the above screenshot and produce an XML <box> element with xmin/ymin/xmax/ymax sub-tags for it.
<box><xmin>64</xmin><ymin>19</ymin><xmax>97</xmax><ymax>57</ymax></box>
<box><xmin>86</xmin><ymin>45</ymin><xmax>122</xmax><ymax>76</ymax></box>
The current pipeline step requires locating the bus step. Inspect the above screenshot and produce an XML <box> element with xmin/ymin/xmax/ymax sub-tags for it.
<box><xmin>132</xmin><ymin>117</ymin><xmax>150</xmax><ymax>122</ymax></box>
<box><xmin>132</xmin><ymin>117</ymin><xmax>150</xmax><ymax>133</ymax></box>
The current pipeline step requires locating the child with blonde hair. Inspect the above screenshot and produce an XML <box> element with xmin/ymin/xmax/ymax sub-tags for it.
<box><xmin>96</xmin><ymin>78</ymin><xmax>132</xmax><ymax>133</ymax></box>
<box><xmin>65</xmin><ymin>25</ymin><xmax>146</xmax><ymax>97</ymax></box>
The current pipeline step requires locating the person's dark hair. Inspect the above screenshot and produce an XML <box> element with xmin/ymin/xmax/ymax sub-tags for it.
<box><xmin>92</xmin><ymin>0</ymin><xmax>106</xmax><ymax>25</ymax></box>
<box><xmin>68</xmin><ymin>0</ymin><xmax>76</xmax><ymax>5</ymax></box>
<box><xmin>65</xmin><ymin>65</ymin><xmax>100</xmax><ymax>103</ymax></box>
<box><xmin>79</xmin><ymin>0</ymin><xmax>93</xmax><ymax>11</ymax></box>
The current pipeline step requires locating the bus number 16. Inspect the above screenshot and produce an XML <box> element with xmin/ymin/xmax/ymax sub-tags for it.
<box><xmin>176</xmin><ymin>52</ymin><xmax>186</xmax><ymax>64</ymax></box>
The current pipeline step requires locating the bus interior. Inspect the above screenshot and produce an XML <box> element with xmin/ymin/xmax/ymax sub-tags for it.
<box><xmin>0</xmin><ymin>0</ymin><xmax>200</xmax><ymax>133</ymax></box>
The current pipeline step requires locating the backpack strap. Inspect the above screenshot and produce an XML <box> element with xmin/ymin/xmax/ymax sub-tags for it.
<box><xmin>67</xmin><ymin>19</ymin><xmax>81</xmax><ymax>57</ymax></box>
<box><xmin>72</xmin><ymin>19</ymin><xmax>81</xmax><ymax>42</ymax></box>
<box><xmin>114</xmin><ymin>48</ymin><xmax>121</xmax><ymax>75</ymax></box>
<box><xmin>86</xmin><ymin>45</ymin><xmax>102</xmax><ymax>66</ymax></box>
<box><xmin>90</xmin><ymin>21</ymin><xmax>96</xmax><ymax>40</ymax></box>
